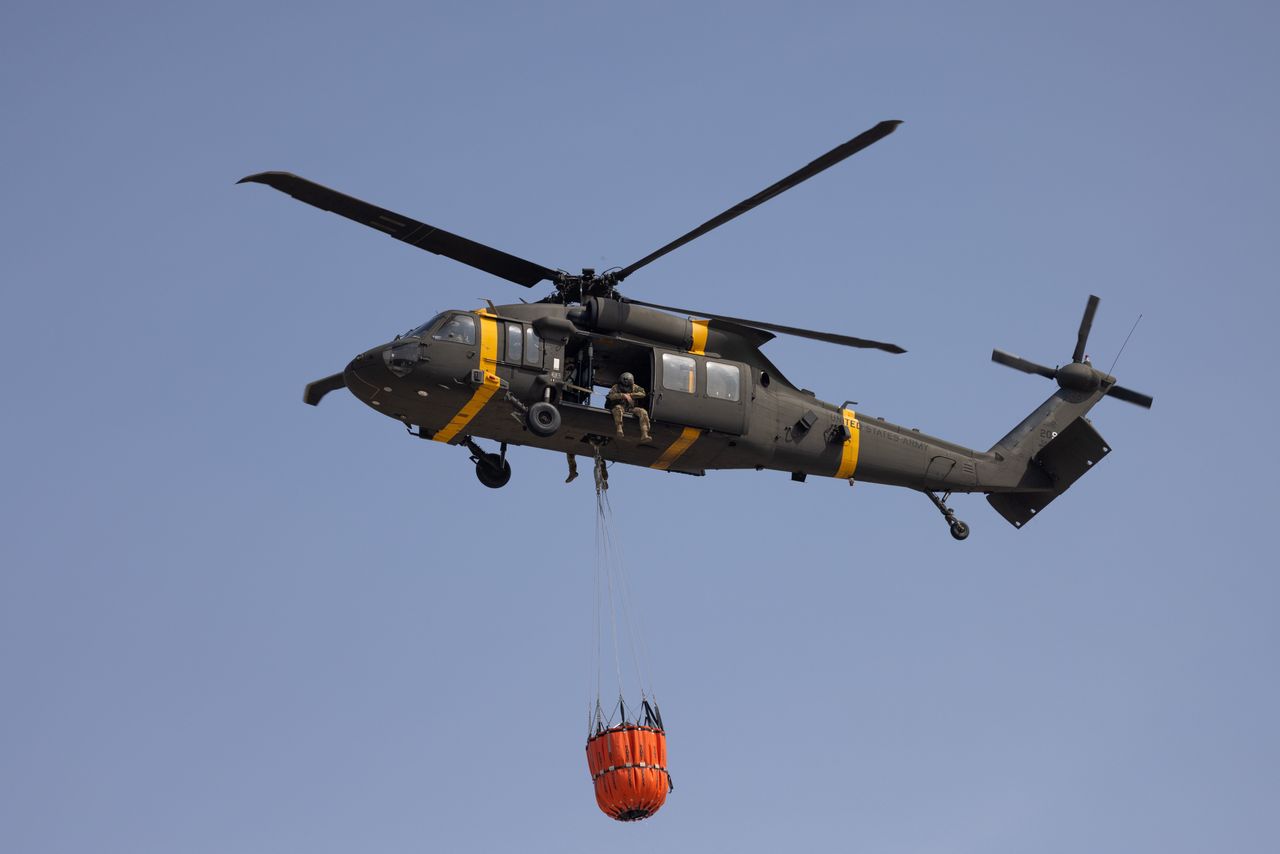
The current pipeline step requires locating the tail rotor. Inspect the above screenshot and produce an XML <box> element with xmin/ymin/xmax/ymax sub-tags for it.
<box><xmin>991</xmin><ymin>295</ymin><xmax>1153</xmax><ymax>409</ymax></box>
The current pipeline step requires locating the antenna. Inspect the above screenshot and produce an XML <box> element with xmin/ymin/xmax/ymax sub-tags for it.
<box><xmin>1107</xmin><ymin>314</ymin><xmax>1143</xmax><ymax>377</ymax></box>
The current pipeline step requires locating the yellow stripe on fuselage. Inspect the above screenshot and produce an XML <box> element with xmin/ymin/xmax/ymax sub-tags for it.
<box><xmin>433</xmin><ymin>310</ymin><xmax>501</xmax><ymax>444</ymax></box>
<box><xmin>690</xmin><ymin>319</ymin><xmax>709</xmax><ymax>355</ymax></box>
<box><xmin>834</xmin><ymin>408</ymin><xmax>861</xmax><ymax>479</ymax></box>
<box><xmin>651</xmin><ymin>426</ymin><xmax>701</xmax><ymax>471</ymax></box>
<box><xmin>652</xmin><ymin>320</ymin><xmax>708</xmax><ymax>469</ymax></box>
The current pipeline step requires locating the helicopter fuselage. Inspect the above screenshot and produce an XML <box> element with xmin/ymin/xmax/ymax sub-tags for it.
<box><xmin>336</xmin><ymin>300</ymin><xmax>1081</xmax><ymax>499</ymax></box>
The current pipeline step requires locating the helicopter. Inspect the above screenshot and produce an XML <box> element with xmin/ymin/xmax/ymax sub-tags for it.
<box><xmin>240</xmin><ymin>120</ymin><xmax>1152</xmax><ymax>540</ymax></box>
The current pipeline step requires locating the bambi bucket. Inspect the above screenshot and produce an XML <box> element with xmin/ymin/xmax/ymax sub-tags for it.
<box><xmin>585</xmin><ymin>724</ymin><xmax>671</xmax><ymax>821</ymax></box>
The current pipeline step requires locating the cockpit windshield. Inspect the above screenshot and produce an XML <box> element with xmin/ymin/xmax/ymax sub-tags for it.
<box><xmin>403</xmin><ymin>313</ymin><xmax>447</xmax><ymax>339</ymax></box>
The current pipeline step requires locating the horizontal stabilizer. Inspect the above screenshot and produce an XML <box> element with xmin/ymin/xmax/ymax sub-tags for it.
<box><xmin>987</xmin><ymin>417</ymin><xmax>1110</xmax><ymax>528</ymax></box>
<box><xmin>304</xmin><ymin>373</ymin><xmax>346</xmax><ymax>406</ymax></box>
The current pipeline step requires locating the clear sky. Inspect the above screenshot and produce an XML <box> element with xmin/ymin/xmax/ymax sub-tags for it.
<box><xmin>2</xmin><ymin>2</ymin><xmax>1277</xmax><ymax>852</ymax></box>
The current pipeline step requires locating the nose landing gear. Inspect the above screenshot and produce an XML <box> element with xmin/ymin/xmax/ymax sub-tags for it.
<box><xmin>467</xmin><ymin>438</ymin><xmax>511</xmax><ymax>489</ymax></box>
<box><xmin>926</xmin><ymin>490</ymin><xmax>970</xmax><ymax>541</ymax></box>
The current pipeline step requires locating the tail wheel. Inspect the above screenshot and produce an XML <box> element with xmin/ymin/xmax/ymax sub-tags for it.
<box><xmin>949</xmin><ymin>521</ymin><xmax>970</xmax><ymax>541</ymax></box>
<box><xmin>526</xmin><ymin>401</ymin><xmax>562</xmax><ymax>437</ymax></box>
<box><xmin>475</xmin><ymin>453</ymin><xmax>512</xmax><ymax>488</ymax></box>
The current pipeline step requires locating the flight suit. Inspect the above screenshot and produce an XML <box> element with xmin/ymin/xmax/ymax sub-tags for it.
<box><xmin>607</xmin><ymin>383</ymin><xmax>651</xmax><ymax>441</ymax></box>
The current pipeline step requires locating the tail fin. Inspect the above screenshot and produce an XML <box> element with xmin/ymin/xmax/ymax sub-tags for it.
<box><xmin>986</xmin><ymin>415</ymin><xmax>1111</xmax><ymax>528</ymax></box>
<box><xmin>983</xmin><ymin>294</ymin><xmax>1150</xmax><ymax>528</ymax></box>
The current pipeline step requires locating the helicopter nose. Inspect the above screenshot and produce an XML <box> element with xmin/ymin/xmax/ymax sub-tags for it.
<box><xmin>343</xmin><ymin>343</ymin><xmax>397</xmax><ymax>403</ymax></box>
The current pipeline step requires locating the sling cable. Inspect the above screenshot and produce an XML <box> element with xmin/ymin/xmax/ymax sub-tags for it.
<box><xmin>586</xmin><ymin>450</ymin><xmax>672</xmax><ymax>822</ymax></box>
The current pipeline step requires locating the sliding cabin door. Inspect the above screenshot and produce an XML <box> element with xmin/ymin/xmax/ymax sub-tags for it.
<box><xmin>649</xmin><ymin>349</ymin><xmax>748</xmax><ymax>435</ymax></box>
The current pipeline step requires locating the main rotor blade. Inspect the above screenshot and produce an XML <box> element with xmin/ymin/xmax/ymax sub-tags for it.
<box><xmin>1106</xmin><ymin>384</ymin><xmax>1154</xmax><ymax>408</ymax></box>
<box><xmin>238</xmin><ymin>172</ymin><xmax>560</xmax><ymax>288</ymax></box>
<box><xmin>304</xmin><ymin>372</ymin><xmax>347</xmax><ymax>406</ymax></box>
<box><xmin>1073</xmin><ymin>294</ymin><xmax>1100</xmax><ymax>363</ymax></box>
<box><xmin>614</xmin><ymin>120</ymin><xmax>902</xmax><ymax>282</ymax></box>
<box><xmin>624</xmin><ymin>297</ymin><xmax>905</xmax><ymax>353</ymax></box>
<box><xmin>991</xmin><ymin>349</ymin><xmax>1057</xmax><ymax>379</ymax></box>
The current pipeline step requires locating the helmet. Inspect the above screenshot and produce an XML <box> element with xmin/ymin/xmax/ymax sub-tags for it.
<box><xmin>620</xmin><ymin>372</ymin><xmax>635</xmax><ymax>389</ymax></box>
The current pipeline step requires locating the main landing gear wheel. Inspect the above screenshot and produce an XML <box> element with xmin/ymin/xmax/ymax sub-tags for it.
<box><xmin>526</xmin><ymin>401</ymin><xmax>562</xmax><ymax>437</ymax></box>
<box><xmin>474</xmin><ymin>453</ymin><xmax>511</xmax><ymax>488</ymax></box>
<box><xmin>466</xmin><ymin>438</ymin><xmax>511</xmax><ymax>489</ymax></box>
<box><xmin>926</xmin><ymin>490</ymin><xmax>970</xmax><ymax>542</ymax></box>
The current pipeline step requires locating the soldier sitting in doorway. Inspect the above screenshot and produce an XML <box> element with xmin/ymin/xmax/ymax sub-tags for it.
<box><xmin>607</xmin><ymin>372</ymin><xmax>651</xmax><ymax>442</ymax></box>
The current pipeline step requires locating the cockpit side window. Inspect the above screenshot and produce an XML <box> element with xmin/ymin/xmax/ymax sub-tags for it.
<box><xmin>432</xmin><ymin>314</ymin><xmax>477</xmax><ymax>345</ymax></box>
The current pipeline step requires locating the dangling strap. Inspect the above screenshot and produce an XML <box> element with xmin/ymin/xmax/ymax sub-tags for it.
<box><xmin>593</xmin><ymin>445</ymin><xmax>608</xmax><ymax>494</ymax></box>
<box><xmin>641</xmin><ymin>699</ymin><xmax>664</xmax><ymax>731</ymax></box>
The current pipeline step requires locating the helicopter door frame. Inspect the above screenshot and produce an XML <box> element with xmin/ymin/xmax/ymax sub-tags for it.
<box><xmin>650</xmin><ymin>348</ymin><xmax>748</xmax><ymax>436</ymax></box>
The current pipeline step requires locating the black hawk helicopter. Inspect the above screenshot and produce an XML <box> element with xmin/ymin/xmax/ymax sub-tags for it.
<box><xmin>240</xmin><ymin>120</ymin><xmax>1152</xmax><ymax>540</ymax></box>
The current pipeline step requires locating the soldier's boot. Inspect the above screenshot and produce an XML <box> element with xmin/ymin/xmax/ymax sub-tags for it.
<box><xmin>637</xmin><ymin>409</ymin><xmax>652</xmax><ymax>443</ymax></box>
<box><xmin>612</xmin><ymin>405</ymin><xmax>625</xmax><ymax>438</ymax></box>
<box><xmin>565</xmin><ymin>453</ymin><xmax>578</xmax><ymax>484</ymax></box>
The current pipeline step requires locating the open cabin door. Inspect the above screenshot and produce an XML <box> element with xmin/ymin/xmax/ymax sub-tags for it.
<box><xmin>649</xmin><ymin>348</ymin><xmax>748</xmax><ymax>435</ymax></box>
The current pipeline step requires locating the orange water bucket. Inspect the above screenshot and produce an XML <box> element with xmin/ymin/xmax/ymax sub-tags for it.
<box><xmin>585</xmin><ymin>724</ymin><xmax>672</xmax><ymax>821</ymax></box>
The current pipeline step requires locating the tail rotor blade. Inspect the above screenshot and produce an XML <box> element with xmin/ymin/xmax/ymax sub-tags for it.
<box><xmin>1106</xmin><ymin>384</ymin><xmax>1154</xmax><ymax>409</ymax></box>
<box><xmin>992</xmin><ymin>349</ymin><xmax>1056</xmax><ymax>380</ymax></box>
<box><xmin>1073</xmin><ymin>294</ymin><xmax>1100</xmax><ymax>363</ymax></box>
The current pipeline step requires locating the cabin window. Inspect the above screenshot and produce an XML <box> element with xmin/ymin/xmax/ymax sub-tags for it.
<box><xmin>505</xmin><ymin>322</ymin><xmax>523</xmax><ymax>362</ymax></box>
<box><xmin>706</xmin><ymin>360</ymin><xmax>741</xmax><ymax>401</ymax></box>
<box><xmin>662</xmin><ymin>353</ymin><xmax>696</xmax><ymax>393</ymax></box>
<box><xmin>525</xmin><ymin>327</ymin><xmax>543</xmax><ymax>365</ymax></box>
<box><xmin>432</xmin><ymin>314</ymin><xmax>476</xmax><ymax>345</ymax></box>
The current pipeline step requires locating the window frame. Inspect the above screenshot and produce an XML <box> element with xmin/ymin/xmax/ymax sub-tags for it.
<box><xmin>705</xmin><ymin>360</ymin><xmax>742</xmax><ymax>402</ymax></box>
<box><xmin>661</xmin><ymin>353</ymin><xmax>697</xmax><ymax>394</ymax></box>
<box><xmin>503</xmin><ymin>321</ymin><xmax>523</xmax><ymax>363</ymax></box>
<box><xmin>524</xmin><ymin>326</ymin><xmax>543</xmax><ymax>367</ymax></box>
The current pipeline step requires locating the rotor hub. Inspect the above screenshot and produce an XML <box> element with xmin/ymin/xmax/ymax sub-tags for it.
<box><xmin>546</xmin><ymin>268</ymin><xmax>621</xmax><ymax>305</ymax></box>
<box><xmin>1056</xmin><ymin>361</ymin><xmax>1100</xmax><ymax>393</ymax></box>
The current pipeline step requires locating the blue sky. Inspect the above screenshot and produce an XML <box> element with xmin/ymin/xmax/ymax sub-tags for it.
<box><xmin>2</xmin><ymin>2</ymin><xmax>1277</xmax><ymax>852</ymax></box>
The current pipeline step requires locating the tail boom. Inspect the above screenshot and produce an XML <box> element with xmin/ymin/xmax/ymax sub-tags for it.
<box><xmin>851</xmin><ymin>384</ymin><xmax>1112</xmax><ymax>529</ymax></box>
